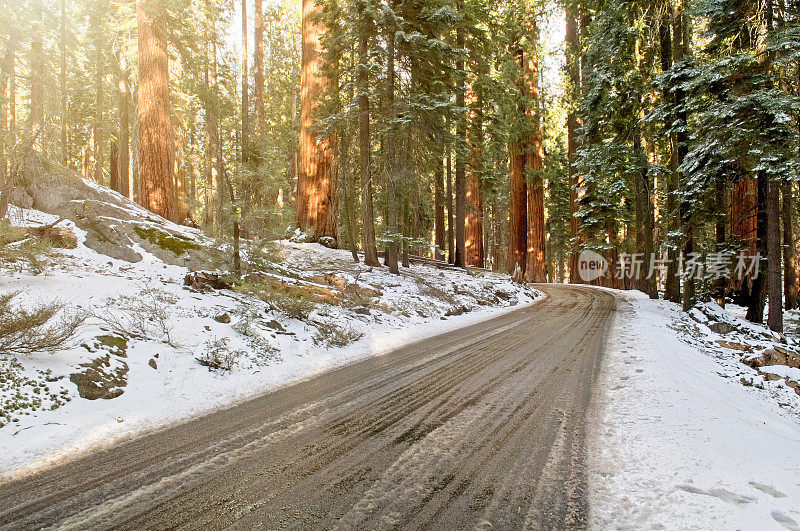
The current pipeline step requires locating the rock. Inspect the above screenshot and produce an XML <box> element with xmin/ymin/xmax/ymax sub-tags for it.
<box><xmin>288</xmin><ymin>229</ymin><xmax>310</xmax><ymax>243</ymax></box>
<box><xmin>318</xmin><ymin>236</ymin><xmax>338</xmax><ymax>249</ymax></box>
<box><xmin>81</xmin><ymin>335</ymin><xmax>128</xmax><ymax>357</ymax></box>
<box><xmin>184</xmin><ymin>271</ymin><xmax>232</xmax><ymax>292</ymax></box>
<box><xmin>353</xmin><ymin>307</ymin><xmax>371</xmax><ymax>316</ymax></box>
<box><xmin>264</xmin><ymin>319</ymin><xmax>286</xmax><ymax>332</ymax></box>
<box><xmin>10</xmin><ymin>160</ymin><xmax>220</xmax><ymax>267</ymax></box>
<box><xmin>148</xmin><ymin>358</ymin><xmax>158</xmax><ymax>370</ymax></box>
<box><xmin>716</xmin><ymin>340</ymin><xmax>752</xmax><ymax>352</ymax></box>
<box><xmin>708</xmin><ymin>322</ymin><xmax>735</xmax><ymax>335</ymax></box>
<box><xmin>214</xmin><ymin>312</ymin><xmax>231</xmax><ymax>324</ymax></box>
<box><xmin>495</xmin><ymin>290</ymin><xmax>511</xmax><ymax>301</ymax></box>
<box><xmin>445</xmin><ymin>305</ymin><xmax>470</xmax><ymax>317</ymax></box>
<box><xmin>70</xmin><ymin>355</ymin><xmax>128</xmax><ymax>400</ymax></box>
<box><xmin>744</xmin><ymin>346</ymin><xmax>800</xmax><ymax>370</ymax></box>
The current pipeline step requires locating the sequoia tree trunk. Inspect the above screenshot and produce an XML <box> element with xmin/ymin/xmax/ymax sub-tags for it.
<box><xmin>784</xmin><ymin>181</ymin><xmax>798</xmax><ymax>309</ymax></box>
<box><xmin>523</xmin><ymin>42</ymin><xmax>546</xmax><ymax>283</ymax></box>
<box><xmin>297</xmin><ymin>0</ymin><xmax>338</xmax><ymax>241</ymax></box>
<box><xmin>434</xmin><ymin>157</ymin><xmax>446</xmax><ymax>261</ymax></box>
<box><xmin>453</xmin><ymin>22</ymin><xmax>466</xmax><ymax>268</ymax></box>
<box><xmin>136</xmin><ymin>0</ymin><xmax>174</xmax><ymax>221</ymax></box>
<box><xmin>465</xmin><ymin>87</ymin><xmax>483</xmax><ymax>267</ymax></box>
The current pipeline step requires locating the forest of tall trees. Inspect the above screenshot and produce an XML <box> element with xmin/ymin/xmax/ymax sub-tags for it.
<box><xmin>1</xmin><ymin>0</ymin><xmax>799</xmax><ymax>330</ymax></box>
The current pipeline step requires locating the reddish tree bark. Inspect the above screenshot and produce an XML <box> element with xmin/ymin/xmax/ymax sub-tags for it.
<box><xmin>465</xmin><ymin>88</ymin><xmax>483</xmax><ymax>267</ymax></box>
<box><xmin>522</xmin><ymin>43</ymin><xmax>546</xmax><ymax>283</ymax></box>
<box><xmin>296</xmin><ymin>0</ymin><xmax>338</xmax><ymax>242</ymax></box>
<box><xmin>136</xmin><ymin>0</ymin><xmax>174</xmax><ymax>221</ymax></box>
<box><xmin>434</xmin><ymin>157</ymin><xmax>446</xmax><ymax>261</ymax></box>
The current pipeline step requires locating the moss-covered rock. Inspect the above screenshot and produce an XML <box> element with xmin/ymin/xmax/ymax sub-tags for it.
<box><xmin>134</xmin><ymin>225</ymin><xmax>200</xmax><ymax>256</ymax></box>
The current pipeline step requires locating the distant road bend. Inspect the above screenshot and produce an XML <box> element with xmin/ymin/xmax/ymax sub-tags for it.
<box><xmin>0</xmin><ymin>285</ymin><xmax>617</xmax><ymax>530</ymax></box>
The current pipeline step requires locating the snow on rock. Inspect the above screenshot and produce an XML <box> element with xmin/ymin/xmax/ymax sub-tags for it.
<box><xmin>0</xmin><ymin>206</ymin><xmax>540</xmax><ymax>479</ymax></box>
<box><xmin>589</xmin><ymin>290</ymin><xmax>800</xmax><ymax>530</ymax></box>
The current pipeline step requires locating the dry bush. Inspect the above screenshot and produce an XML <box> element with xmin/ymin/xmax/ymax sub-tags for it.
<box><xmin>312</xmin><ymin>321</ymin><xmax>364</xmax><ymax>348</ymax></box>
<box><xmin>0</xmin><ymin>292</ymin><xmax>86</xmax><ymax>356</ymax></box>
<box><xmin>197</xmin><ymin>337</ymin><xmax>243</xmax><ymax>371</ymax></box>
<box><xmin>94</xmin><ymin>288</ymin><xmax>178</xmax><ymax>345</ymax></box>
<box><xmin>235</xmin><ymin>278</ymin><xmax>320</xmax><ymax>320</ymax></box>
<box><xmin>0</xmin><ymin>220</ymin><xmax>54</xmax><ymax>275</ymax></box>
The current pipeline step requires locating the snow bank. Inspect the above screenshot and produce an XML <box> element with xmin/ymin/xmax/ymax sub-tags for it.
<box><xmin>589</xmin><ymin>290</ymin><xmax>800</xmax><ymax>529</ymax></box>
<box><xmin>0</xmin><ymin>206</ymin><xmax>539</xmax><ymax>479</ymax></box>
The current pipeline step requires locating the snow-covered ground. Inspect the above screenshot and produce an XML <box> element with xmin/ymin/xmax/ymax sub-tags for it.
<box><xmin>590</xmin><ymin>290</ymin><xmax>800</xmax><ymax>529</ymax></box>
<box><xmin>0</xmin><ymin>204</ymin><xmax>539</xmax><ymax>479</ymax></box>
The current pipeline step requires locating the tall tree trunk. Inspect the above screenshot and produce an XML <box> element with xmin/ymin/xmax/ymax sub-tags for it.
<box><xmin>453</xmin><ymin>22</ymin><xmax>466</xmax><ymax>268</ymax></box>
<box><xmin>767</xmin><ymin>177</ymin><xmax>783</xmax><ymax>331</ymax></box>
<box><xmin>434</xmin><ymin>156</ymin><xmax>446</xmax><ymax>260</ymax></box>
<box><xmin>509</xmin><ymin>47</ymin><xmax>527</xmax><ymax>276</ymax></box>
<box><xmin>731</xmin><ymin>176</ymin><xmax>757</xmax><ymax>300</ymax></box>
<box><xmin>465</xmin><ymin>87</ymin><xmax>484</xmax><ymax>267</ymax></box>
<box><xmin>175</xmin><ymin>127</ymin><xmax>189</xmax><ymax>222</ymax></box>
<box><xmin>784</xmin><ymin>181</ymin><xmax>798</xmax><ymax>309</ymax></box>
<box><xmin>297</xmin><ymin>0</ymin><xmax>338</xmax><ymax>241</ymax></box>
<box><xmin>384</xmin><ymin>24</ymin><xmax>400</xmax><ymax>274</ymax></box>
<box><xmin>204</xmin><ymin>38</ymin><xmax>219</xmax><ymax>227</ymax></box>
<box><xmin>746</xmin><ymin>172</ymin><xmax>768</xmax><ymax>322</ymax></box>
<box><xmin>343</xmin><ymin>50</ymin><xmax>359</xmax><ymax>263</ymax></box>
<box><xmin>662</xmin><ymin>9</ymin><xmax>680</xmax><ymax>302</ymax></box>
<box><xmin>29</xmin><ymin>0</ymin><xmax>44</xmax><ymax>142</ymax></box>
<box><xmin>1</xmin><ymin>31</ymin><xmax>16</xmax><ymax>217</ymax></box>
<box><xmin>60</xmin><ymin>0</ymin><xmax>68</xmax><ymax>166</ymax></box>
<box><xmin>446</xmin><ymin>137</ymin><xmax>454</xmax><ymax>262</ymax></box>
<box><xmin>116</xmin><ymin>42</ymin><xmax>131</xmax><ymax>197</ymax></box>
<box><xmin>110</xmin><ymin>141</ymin><xmax>119</xmax><ymax>193</ymax></box>
<box><xmin>566</xmin><ymin>8</ymin><xmax>581</xmax><ymax>283</ymax></box>
<box><xmin>241</xmin><ymin>0</ymin><xmax>249</xmax><ymax>164</ymax></box>
<box><xmin>634</xmin><ymin>128</ymin><xmax>656</xmax><ymax>297</ymax></box>
<box><xmin>357</xmin><ymin>2</ymin><xmax>379</xmax><ymax>266</ymax></box>
<box><xmin>254</xmin><ymin>0</ymin><xmax>266</xmax><ymax>136</ymax></box>
<box><xmin>522</xmin><ymin>37</ymin><xmax>546</xmax><ymax>283</ymax></box>
<box><xmin>509</xmin><ymin>149</ymin><xmax>527</xmax><ymax>276</ymax></box>
<box><xmin>94</xmin><ymin>44</ymin><xmax>104</xmax><ymax>185</ymax></box>
<box><xmin>136</xmin><ymin>0</ymin><xmax>174</xmax><ymax>221</ymax></box>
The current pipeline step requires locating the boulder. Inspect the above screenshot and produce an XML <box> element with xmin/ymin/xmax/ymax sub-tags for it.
<box><xmin>708</xmin><ymin>322</ymin><xmax>735</xmax><ymax>335</ymax></box>
<box><xmin>185</xmin><ymin>271</ymin><xmax>232</xmax><ymax>292</ymax></box>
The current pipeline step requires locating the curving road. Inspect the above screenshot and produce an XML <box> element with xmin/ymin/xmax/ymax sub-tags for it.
<box><xmin>0</xmin><ymin>285</ymin><xmax>617</xmax><ymax>530</ymax></box>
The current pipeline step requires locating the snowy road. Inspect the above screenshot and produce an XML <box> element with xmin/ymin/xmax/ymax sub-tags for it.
<box><xmin>0</xmin><ymin>285</ymin><xmax>616</xmax><ymax>530</ymax></box>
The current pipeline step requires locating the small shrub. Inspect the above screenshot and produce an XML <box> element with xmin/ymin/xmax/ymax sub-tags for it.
<box><xmin>0</xmin><ymin>292</ymin><xmax>86</xmax><ymax>356</ymax></box>
<box><xmin>0</xmin><ymin>230</ymin><xmax>54</xmax><ymax>275</ymax></box>
<box><xmin>197</xmin><ymin>337</ymin><xmax>243</xmax><ymax>371</ymax></box>
<box><xmin>312</xmin><ymin>321</ymin><xmax>365</xmax><ymax>348</ymax></box>
<box><xmin>94</xmin><ymin>288</ymin><xmax>178</xmax><ymax>345</ymax></box>
<box><xmin>236</xmin><ymin>279</ymin><xmax>318</xmax><ymax>320</ymax></box>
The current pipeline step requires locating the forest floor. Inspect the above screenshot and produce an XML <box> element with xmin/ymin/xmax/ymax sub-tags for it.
<box><xmin>589</xmin><ymin>290</ymin><xmax>800</xmax><ymax>529</ymax></box>
<box><xmin>0</xmin><ymin>197</ymin><xmax>538</xmax><ymax>478</ymax></box>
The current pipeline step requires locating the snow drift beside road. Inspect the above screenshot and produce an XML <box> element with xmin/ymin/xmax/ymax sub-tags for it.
<box><xmin>590</xmin><ymin>290</ymin><xmax>800</xmax><ymax>530</ymax></box>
